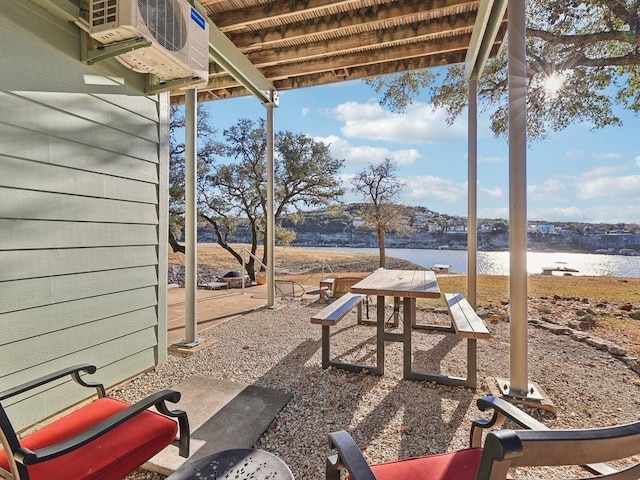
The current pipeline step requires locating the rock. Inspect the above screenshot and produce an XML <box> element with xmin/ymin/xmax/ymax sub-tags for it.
<box><xmin>539</xmin><ymin>323</ymin><xmax>572</xmax><ymax>335</ymax></box>
<box><xmin>608</xmin><ymin>344</ymin><xmax>627</xmax><ymax>356</ymax></box>
<box><xmin>629</xmin><ymin>311</ymin><xmax>640</xmax><ymax>320</ymax></box>
<box><xmin>571</xmin><ymin>332</ymin><xmax>591</xmax><ymax>342</ymax></box>
<box><xmin>585</xmin><ymin>337</ymin><xmax>611</xmax><ymax>351</ymax></box>
<box><xmin>569</xmin><ymin>313</ymin><xmax>596</xmax><ymax>331</ymax></box>
<box><xmin>489</xmin><ymin>314</ymin><xmax>504</xmax><ymax>323</ymax></box>
<box><xmin>620</xmin><ymin>303</ymin><xmax>633</xmax><ymax>311</ymax></box>
<box><xmin>627</xmin><ymin>359</ymin><xmax>640</xmax><ymax>375</ymax></box>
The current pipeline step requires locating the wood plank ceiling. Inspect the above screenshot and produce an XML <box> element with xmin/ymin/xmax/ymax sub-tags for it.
<box><xmin>174</xmin><ymin>0</ymin><xmax>507</xmax><ymax>103</ymax></box>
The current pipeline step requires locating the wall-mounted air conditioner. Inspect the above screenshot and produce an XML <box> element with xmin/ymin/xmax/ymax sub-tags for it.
<box><xmin>88</xmin><ymin>0</ymin><xmax>209</xmax><ymax>87</ymax></box>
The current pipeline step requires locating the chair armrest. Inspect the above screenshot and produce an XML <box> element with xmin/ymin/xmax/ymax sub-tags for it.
<box><xmin>15</xmin><ymin>389</ymin><xmax>190</xmax><ymax>465</ymax></box>
<box><xmin>0</xmin><ymin>364</ymin><xmax>105</xmax><ymax>401</ymax></box>
<box><xmin>470</xmin><ymin>396</ymin><xmax>547</xmax><ymax>447</ymax></box>
<box><xmin>326</xmin><ymin>431</ymin><xmax>376</xmax><ymax>480</ymax></box>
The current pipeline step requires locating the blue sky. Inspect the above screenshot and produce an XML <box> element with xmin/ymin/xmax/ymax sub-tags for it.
<box><xmin>202</xmin><ymin>77</ymin><xmax>640</xmax><ymax>224</ymax></box>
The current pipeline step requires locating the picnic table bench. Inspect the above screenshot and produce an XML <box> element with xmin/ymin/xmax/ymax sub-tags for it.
<box><xmin>409</xmin><ymin>293</ymin><xmax>490</xmax><ymax>388</ymax></box>
<box><xmin>444</xmin><ymin>293</ymin><xmax>490</xmax><ymax>388</ymax></box>
<box><xmin>311</xmin><ymin>293</ymin><xmax>377</xmax><ymax>373</ymax></box>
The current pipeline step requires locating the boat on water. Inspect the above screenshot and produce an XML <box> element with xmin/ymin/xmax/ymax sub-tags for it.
<box><xmin>541</xmin><ymin>262</ymin><xmax>579</xmax><ymax>276</ymax></box>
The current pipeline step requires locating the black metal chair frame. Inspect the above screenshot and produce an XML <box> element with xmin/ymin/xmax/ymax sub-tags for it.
<box><xmin>327</xmin><ymin>395</ymin><xmax>640</xmax><ymax>480</ymax></box>
<box><xmin>0</xmin><ymin>364</ymin><xmax>190</xmax><ymax>480</ymax></box>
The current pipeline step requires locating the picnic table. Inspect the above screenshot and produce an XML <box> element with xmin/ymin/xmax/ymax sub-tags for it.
<box><xmin>350</xmin><ymin>268</ymin><xmax>441</xmax><ymax>379</ymax></box>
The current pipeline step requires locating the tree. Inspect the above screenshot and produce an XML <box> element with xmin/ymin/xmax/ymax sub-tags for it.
<box><xmin>199</xmin><ymin>118</ymin><xmax>344</xmax><ymax>279</ymax></box>
<box><xmin>352</xmin><ymin>158</ymin><xmax>413</xmax><ymax>267</ymax></box>
<box><xmin>365</xmin><ymin>0</ymin><xmax>640</xmax><ymax>139</ymax></box>
<box><xmin>168</xmin><ymin>106</ymin><xmax>220</xmax><ymax>253</ymax></box>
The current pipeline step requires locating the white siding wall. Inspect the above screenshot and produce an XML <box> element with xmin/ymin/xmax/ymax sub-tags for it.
<box><xmin>0</xmin><ymin>1</ymin><xmax>169</xmax><ymax>429</ymax></box>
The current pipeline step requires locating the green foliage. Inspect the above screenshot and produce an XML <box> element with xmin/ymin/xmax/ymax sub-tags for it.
<box><xmin>168</xmin><ymin>106</ymin><xmax>220</xmax><ymax>249</ymax></box>
<box><xmin>365</xmin><ymin>0</ymin><xmax>640</xmax><ymax>139</ymax></box>
<box><xmin>197</xmin><ymin>117</ymin><xmax>345</xmax><ymax>277</ymax></box>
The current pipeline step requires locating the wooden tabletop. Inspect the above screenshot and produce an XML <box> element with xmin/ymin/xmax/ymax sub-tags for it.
<box><xmin>350</xmin><ymin>268</ymin><xmax>441</xmax><ymax>298</ymax></box>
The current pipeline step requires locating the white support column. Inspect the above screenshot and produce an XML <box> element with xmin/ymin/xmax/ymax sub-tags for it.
<box><xmin>467</xmin><ymin>78</ymin><xmax>478</xmax><ymax>308</ymax></box>
<box><xmin>507</xmin><ymin>0</ymin><xmax>529</xmax><ymax>396</ymax></box>
<box><xmin>183</xmin><ymin>88</ymin><xmax>198</xmax><ymax>345</ymax></box>
<box><xmin>266</xmin><ymin>101</ymin><xmax>276</xmax><ymax>307</ymax></box>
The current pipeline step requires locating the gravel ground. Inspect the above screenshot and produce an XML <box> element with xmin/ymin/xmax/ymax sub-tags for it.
<box><xmin>121</xmin><ymin>298</ymin><xmax>640</xmax><ymax>480</ymax></box>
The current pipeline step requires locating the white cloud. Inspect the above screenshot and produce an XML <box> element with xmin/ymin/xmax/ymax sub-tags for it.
<box><xmin>314</xmin><ymin>135</ymin><xmax>421</xmax><ymax>167</ymax></box>
<box><xmin>478</xmin><ymin>207</ymin><xmax>509</xmax><ymax>220</ymax></box>
<box><xmin>635</xmin><ymin>155</ymin><xmax>640</xmax><ymax>167</ymax></box>
<box><xmin>579</xmin><ymin>165</ymin><xmax>623</xmax><ymax>178</ymax></box>
<box><xmin>592</xmin><ymin>152</ymin><xmax>622</xmax><ymax>160</ymax></box>
<box><xmin>301</xmin><ymin>107</ymin><xmax>310</xmax><ymax>117</ymax></box>
<box><xmin>527</xmin><ymin>178</ymin><xmax>565</xmax><ymax>200</ymax></box>
<box><xmin>528</xmin><ymin>206</ymin><xmax>587</xmax><ymax>222</ymax></box>
<box><xmin>479</xmin><ymin>187</ymin><xmax>503</xmax><ymax>199</ymax></box>
<box><xmin>401</xmin><ymin>176</ymin><xmax>467</xmax><ymax>204</ymax></box>
<box><xmin>330</xmin><ymin>101</ymin><xmax>466</xmax><ymax>144</ymax></box>
<box><xmin>529</xmin><ymin>204</ymin><xmax>640</xmax><ymax>223</ymax></box>
<box><xmin>565</xmin><ymin>150</ymin><xmax>584</xmax><ymax>159</ymax></box>
<box><xmin>575</xmin><ymin>174</ymin><xmax>640</xmax><ymax>200</ymax></box>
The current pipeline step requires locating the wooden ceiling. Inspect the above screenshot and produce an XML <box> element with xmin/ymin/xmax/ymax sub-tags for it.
<box><xmin>173</xmin><ymin>0</ymin><xmax>507</xmax><ymax>104</ymax></box>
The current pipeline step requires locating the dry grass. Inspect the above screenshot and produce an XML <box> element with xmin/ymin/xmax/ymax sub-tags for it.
<box><xmin>170</xmin><ymin>244</ymin><xmax>640</xmax><ymax>355</ymax></box>
<box><xmin>171</xmin><ymin>243</ymin><xmax>640</xmax><ymax>304</ymax></box>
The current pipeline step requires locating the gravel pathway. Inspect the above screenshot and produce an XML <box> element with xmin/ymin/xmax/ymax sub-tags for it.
<box><xmin>122</xmin><ymin>298</ymin><xmax>640</xmax><ymax>480</ymax></box>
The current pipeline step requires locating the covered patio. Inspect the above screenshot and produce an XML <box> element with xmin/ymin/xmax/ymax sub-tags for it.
<box><xmin>174</xmin><ymin>0</ymin><xmax>537</xmax><ymax>401</ymax></box>
<box><xmin>125</xmin><ymin>294</ymin><xmax>640</xmax><ymax>479</ymax></box>
<box><xmin>6</xmin><ymin>0</ymin><xmax>639</xmax><ymax>479</ymax></box>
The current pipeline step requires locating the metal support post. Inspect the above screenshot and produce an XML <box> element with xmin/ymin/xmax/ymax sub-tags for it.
<box><xmin>266</xmin><ymin>101</ymin><xmax>276</xmax><ymax>307</ymax></box>
<box><xmin>467</xmin><ymin>78</ymin><xmax>478</xmax><ymax>308</ymax></box>
<box><xmin>506</xmin><ymin>0</ymin><xmax>529</xmax><ymax>397</ymax></box>
<box><xmin>183</xmin><ymin>89</ymin><xmax>198</xmax><ymax>346</ymax></box>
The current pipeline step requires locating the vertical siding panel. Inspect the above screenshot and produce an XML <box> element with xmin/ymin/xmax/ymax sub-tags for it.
<box><xmin>0</xmin><ymin>0</ymin><xmax>168</xmax><ymax>427</ymax></box>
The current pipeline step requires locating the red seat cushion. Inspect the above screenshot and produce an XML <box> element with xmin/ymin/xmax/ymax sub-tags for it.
<box><xmin>0</xmin><ymin>397</ymin><xmax>178</xmax><ymax>480</ymax></box>
<box><xmin>354</xmin><ymin>448</ymin><xmax>484</xmax><ymax>480</ymax></box>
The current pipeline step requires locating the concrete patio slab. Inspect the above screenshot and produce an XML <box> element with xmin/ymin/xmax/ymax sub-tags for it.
<box><xmin>167</xmin><ymin>286</ymin><xmax>269</xmax><ymax>346</ymax></box>
<box><xmin>144</xmin><ymin>375</ymin><xmax>292</xmax><ymax>476</ymax></box>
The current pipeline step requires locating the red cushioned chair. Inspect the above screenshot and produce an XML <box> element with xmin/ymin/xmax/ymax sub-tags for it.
<box><xmin>0</xmin><ymin>364</ymin><xmax>190</xmax><ymax>480</ymax></box>
<box><xmin>326</xmin><ymin>395</ymin><xmax>640</xmax><ymax>480</ymax></box>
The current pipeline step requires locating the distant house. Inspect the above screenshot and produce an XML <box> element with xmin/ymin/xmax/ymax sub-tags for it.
<box><xmin>531</xmin><ymin>224</ymin><xmax>556</xmax><ymax>234</ymax></box>
<box><xmin>2</xmin><ymin>1</ymin><xmax>169</xmax><ymax>429</ymax></box>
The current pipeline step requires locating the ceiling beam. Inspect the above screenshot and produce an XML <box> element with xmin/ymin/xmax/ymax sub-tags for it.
<box><xmin>174</xmin><ymin>49</ymin><xmax>474</xmax><ymax>104</ymax></box>
<box><xmin>465</xmin><ymin>0</ymin><xmax>508</xmax><ymax>79</ymax></box>
<box><xmin>206</xmin><ymin>34</ymin><xmax>473</xmax><ymax>80</ymax></box>
<box><xmin>228</xmin><ymin>1</ymin><xmax>479</xmax><ymax>50</ymax></box>
<box><xmin>241</xmin><ymin>20</ymin><xmax>475</xmax><ymax>68</ymax></box>
<box><xmin>191</xmin><ymin>2</ymin><xmax>277</xmax><ymax>105</ymax></box>
<box><xmin>209</xmin><ymin>0</ymin><xmax>379</xmax><ymax>30</ymax></box>
<box><xmin>211</xmin><ymin>0</ymin><xmax>479</xmax><ymax>32</ymax></box>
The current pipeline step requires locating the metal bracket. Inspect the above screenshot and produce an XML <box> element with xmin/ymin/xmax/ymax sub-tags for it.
<box><xmin>145</xmin><ymin>77</ymin><xmax>207</xmax><ymax>95</ymax></box>
<box><xmin>495</xmin><ymin>377</ymin><xmax>545</xmax><ymax>400</ymax></box>
<box><xmin>81</xmin><ymin>34</ymin><xmax>151</xmax><ymax>65</ymax></box>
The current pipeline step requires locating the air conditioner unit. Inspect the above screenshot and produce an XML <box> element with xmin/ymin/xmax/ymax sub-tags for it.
<box><xmin>88</xmin><ymin>0</ymin><xmax>209</xmax><ymax>87</ymax></box>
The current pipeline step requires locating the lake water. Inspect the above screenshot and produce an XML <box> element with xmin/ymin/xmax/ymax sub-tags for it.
<box><xmin>300</xmin><ymin>247</ymin><xmax>640</xmax><ymax>278</ymax></box>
